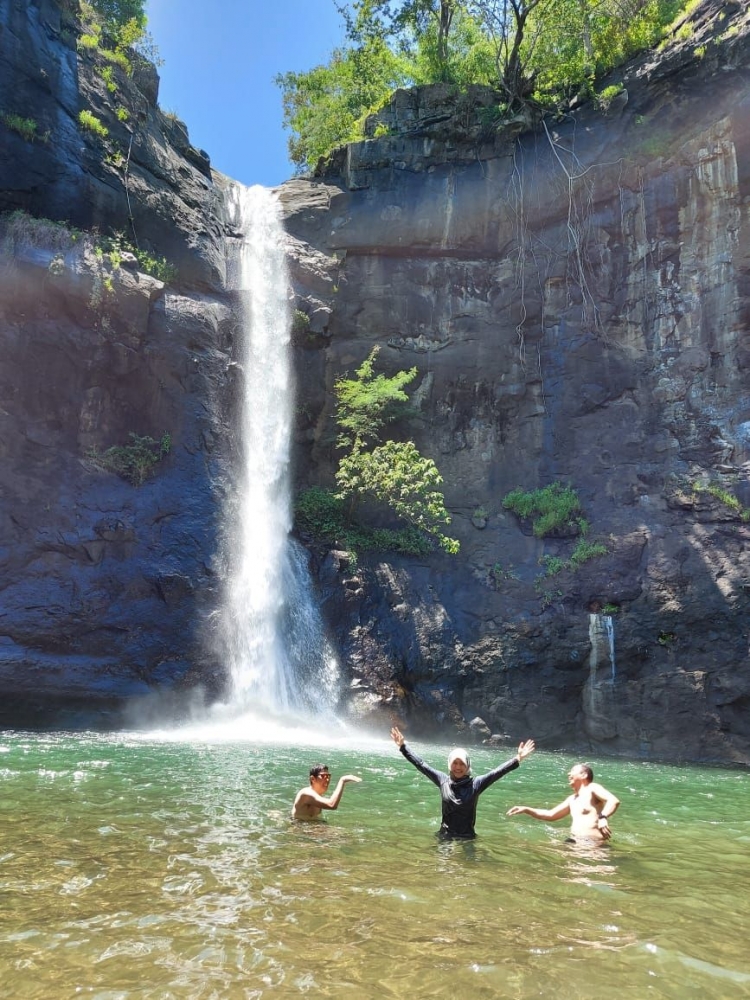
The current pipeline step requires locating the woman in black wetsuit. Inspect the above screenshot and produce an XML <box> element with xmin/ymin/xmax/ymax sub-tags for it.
<box><xmin>390</xmin><ymin>726</ymin><xmax>536</xmax><ymax>839</ymax></box>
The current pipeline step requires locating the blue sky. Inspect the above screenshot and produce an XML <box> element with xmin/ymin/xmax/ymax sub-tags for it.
<box><xmin>145</xmin><ymin>1</ymin><xmax>346</xmax><ymax>188</ymax></box>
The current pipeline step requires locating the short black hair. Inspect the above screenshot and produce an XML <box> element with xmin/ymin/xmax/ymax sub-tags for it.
<box><xmin>309</xmin><ymin>763</ymin><xmax>330</xmax><ymax>779</ymax></box>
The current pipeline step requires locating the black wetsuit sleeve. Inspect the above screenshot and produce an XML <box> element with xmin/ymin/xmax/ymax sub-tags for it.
<box><xmin>399</xmin><ymin>743</ymin><xmax>444</xmax><ymax>787</ymax></box>
<box><xmin>473</xmin><ymin>756</ymin><xmax>520</xmax><ymax>795</ymax></box>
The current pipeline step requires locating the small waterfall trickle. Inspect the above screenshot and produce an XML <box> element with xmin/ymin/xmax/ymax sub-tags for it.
<box><xmin>582</xmin><ymin>612</ymin><xmax>618</xmax><ymax>741</ymax></box>
<box><xmin>588</xmin><ymin>613</ymin><xmax>616</xmax><ymax>683</ymax></box>
<box><xmin>603</xmin><ymin>614</ymin><xmax>616</xmax><ymax>682</ymax></box>
<box><xmin>218</xmin><ymin>184</ymin><xmax>339</xmax><ymax>724</ymax></box>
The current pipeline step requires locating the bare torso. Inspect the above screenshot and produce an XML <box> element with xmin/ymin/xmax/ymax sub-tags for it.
<box><xmin>568</xmin><ymin>785</ymin><xmax>607</xmax><ymax>840</ymax></box>
<box><xmin>291</xmin><ymin>791</ymin><xmax>324</xmax><ymax>821</ymax></box>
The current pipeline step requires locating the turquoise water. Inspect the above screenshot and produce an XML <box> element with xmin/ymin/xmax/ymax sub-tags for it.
<box><xmin>0</xmin><ymin>731</ymin><xmax>748</xmax><ymax>999</ymax></box>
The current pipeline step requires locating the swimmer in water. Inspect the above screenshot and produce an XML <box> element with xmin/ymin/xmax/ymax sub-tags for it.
<box><xmin>291</xmin><ymin>764</ymin><xmax>362</xmax><ymax>821</ymax></box>
<box><xmin>506</xmin><ymin>762</ymin><xmax>620</xmax><ymax>841</ymax></box>
<box><xmin>391</xmin><ymin>726</ymin><xmax>536</xmax><ymax>839</ymax></box>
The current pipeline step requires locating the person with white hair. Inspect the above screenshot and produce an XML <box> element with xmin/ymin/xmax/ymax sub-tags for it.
<box><xmin>390</xmin><ymin>726</ymin><xmax>535</xmax><ymax>839</ymax></box>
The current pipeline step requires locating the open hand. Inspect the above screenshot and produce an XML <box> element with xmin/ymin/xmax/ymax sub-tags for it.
<box><xmin>506</xmin><ymin>806</ymin><xmax>526</xmax><ymax>816</ymax></box>
<box><xmin>341</xmin><ymin>775</ymin><xmax>362</xmax><ymax>784</ymax></box>
<box><xmin>517</xmin><ymin>739</ymin><xmax>535</xmax><ymax>762</ymax></box>
<box><xmin>390</xmin><ymin>726</ymin><xmax>405</xmax><ymax>748</ymax></box>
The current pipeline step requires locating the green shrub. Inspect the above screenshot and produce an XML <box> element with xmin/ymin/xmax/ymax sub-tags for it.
<box><xmin>502</xmin><ymin>483</ymin><xmax>583</xmax><ymax>538</ymax></box>
<box><xmin>78</xmin><ymin>109</ymin><xmax>109</xmax><ymax>139</ymax></box>
<box><xmin>0</xmin><ymin>112</ymin><xmax>47</xmax><ymax>143</ymax></box>
<box><xmin>569</xmin><ymin>539</ymin><xmax>608</xmax><ymax>566</ymax></box>
<box><xmin>101</xmin><ymin>65</ymin><xmax>117</xmax><ymax>92</ymax></box>
<box><xmin>693</xmin><ymin>481</ymin><xmax>750</xmax><ymax>521</ymax></box>
<box><xmin>100</xmin><ymin>232</ymin><xmax>177</xmax><ymax>283</ymax></box>
<box><xmin>540</xmin><ymin>554</ymin><xmax>567</xmax><ymax>577</ymax></box>
<box><xmin>594</xmin><ymin>84</ymin><xmax>623</xmax><ymax>112</ymax></box>
<box><xmin>294</xmin><ymin>486</ymin><xmax>433</xmax><ymax>557</ymax></box>
<box><xmin>87</xmin><ymin>432</ymin><xmax>170</xmax><ymax>486</ymax></box>
<box><xmin>292</xmin><ymin>309</ymin><xmax>311</xmax><ymax>336</ymax></box>
<box><xmin>1</xmin><ymin>210</ymin><xmax>83</xmax><ymax>254</ymax></box>
<box><xmin>0</xmin><ymin>212</ymin><xmax>177</xmax><ymax>285</ymax></box>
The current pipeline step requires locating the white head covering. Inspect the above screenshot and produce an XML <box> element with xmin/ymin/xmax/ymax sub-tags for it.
<box><xmin>448</xmin><ymin>748</ymin><xmax>470</xmax><ymax>770</ymax></box>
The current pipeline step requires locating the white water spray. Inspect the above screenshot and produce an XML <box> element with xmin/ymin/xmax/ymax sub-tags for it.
<box><xmin>219</xmin><ymin>185</ymin><xmax>338</xmax><ymax>724</ymax></box>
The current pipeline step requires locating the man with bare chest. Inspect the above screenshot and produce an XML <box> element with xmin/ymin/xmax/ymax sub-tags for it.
<box><xmin>507</xmin><ymin>763</ymin><xmax>620</xmax><ymax>841</ymax></box>
<box><xmin>291</xmin><ymin>764</ymin><xmax>362</xmax><ymax>821</ymax></box>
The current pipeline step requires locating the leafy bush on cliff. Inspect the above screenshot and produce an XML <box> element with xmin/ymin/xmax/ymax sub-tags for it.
<box><xmin>294</xmin><ymin>487</ymin><xmax>433</xmax><ymax>556</ymax></box>
<box><xmin>502</xmin><ymin>482</ymin><xmax>584</xmax><ymax>538</ymax></box>
<box><xmin>0</xmin><ymin>211</ymin><xmax>177</xmax><ymax>285</ymax></box>
<box><xmin>503</xmin><ymin>482</ymin><xmax>607</xmax><ymax>589</ymax></box>
<box><xmin>331</xmin><ymin>347</ymin><xmax>459</xmax><ymax>554</ymax></box>
<box><xmin>1</xmin><ymin>211</ymin><xmax>83</xmax><ymax>255</ymax></box>
<box><xmin>0</xmin><ymin>112</ymin><xmax>48</xmax><ymax>143</ymax></box>
<box><xmin>87</xmin><ymin>432</ymin><xmax>171</xmax><ymax>486</ymax></box>
<box><xmin>295</xmin><ymin>349</ymin><xmax>459</xmax><ymax>555</ymax></box>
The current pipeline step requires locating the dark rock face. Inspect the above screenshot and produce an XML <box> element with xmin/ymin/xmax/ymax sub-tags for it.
<box><xmin>282</xmin><ymin>0</ymin><xmax>750</xmax><ymax>763</ymax></box>
<box><xmin>0</xmin><ymin>0</ymin><xmax>225</xmax><ymax>290</ymax></box>
<box><xmin>0</xmin><ymin>0</ymin><xmax>238</xmax><ymax>725</ymax></box>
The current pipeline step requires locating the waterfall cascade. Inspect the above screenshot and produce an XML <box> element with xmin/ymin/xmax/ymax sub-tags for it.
<box><xmin>588</xmin><ymin>613</ymin><xmax>616</xmax><ymax>683</ymax></box>
<box><xmin>219</xmin><ymin>185</ymin><xmax>338</xmax><ymax>722</ymax></box>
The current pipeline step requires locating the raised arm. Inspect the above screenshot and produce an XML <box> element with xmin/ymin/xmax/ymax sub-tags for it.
<box><xmin>474</xmin><ymin>738</ymin><xmax>536</xmax><ymax>794</ymax></box>
<box><xmin>390</xmin><ymin>726</ymin><xmax>443</xmax><ymax>787</ymax></box>
<box><xmin>301</xmin><ymin>775</ymin><xmax>362</xmax><ymax>812</ymax></box>
<box><xmin>507</xmin><ymin>796</ymin><xmax>572</xmax><ymax>822</ymax></box>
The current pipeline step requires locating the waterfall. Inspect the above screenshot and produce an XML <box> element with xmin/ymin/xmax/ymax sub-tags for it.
<box><xmin>588</xmin><ymin>612</ymin><xmax>616</xmax><ymax>683</ymax></box>
<box><xmin>220</xmin><ymin>185</ymin><xmax>339</xmax><ymax>721</ymax></box>
<box><xmin>583</xmin><ymin>612</ymin><xmax>618</xmax><ymax>741</ymax></box>
<box><xmin>603</xmin><ymin>614</ymin><xmax>616</xmax><ymax>682</ymax></box>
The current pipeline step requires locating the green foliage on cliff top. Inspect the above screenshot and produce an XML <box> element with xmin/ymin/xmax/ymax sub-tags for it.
<box><xmin>76</xmin><ymin>0</ymin><xmax>161</xmax><ymax>75</ymax></box>
<box><xmin>89</xmin><ymin>0</ymin><xmax>146</xmax><ymax>28</ymax></box>
<box><xmin>278</xmin><ymin>0</ymin><xmax>698</xmax><ymax>171</ymax></box>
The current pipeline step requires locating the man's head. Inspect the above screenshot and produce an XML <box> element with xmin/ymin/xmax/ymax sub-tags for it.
<box><xmin>567</xmin><ymin>763</ymin><xmax>593</xmax><ymax>789</ymax></box>
<box><xmin>448</xmin><ymin>748</ymin><xmax>471</xmax><ymax>780</ymax></box>
<box><xmin>309</xmin><ymin>764</ymin><xmax>331</xmax><ymax>791</ymax></box>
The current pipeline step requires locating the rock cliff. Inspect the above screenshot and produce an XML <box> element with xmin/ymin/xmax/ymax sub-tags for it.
<box><xmin>1</xmin><ymin>0</ymin><xmax>749</xmax><ymax>763</ymax></box>
<box><xmin>0</xmin><ymin>0</ymin><xmax>236</xmax><ymax>724</ymax></box>
<box><xmin>281</xmin><ymin>0</ymin><xmax>750</xmax><ymax>763</ymax></box>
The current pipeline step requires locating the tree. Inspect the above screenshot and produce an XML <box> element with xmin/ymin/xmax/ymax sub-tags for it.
<box><xmin>522</xmin><ymin>0</ymin><xmax>688</xmax><ymax>102</ymax></box>
<box><xmin>465</xmin><ymin>0</ymin><xmax>554</xmax><ymax>108</ymax></box>
<box><xmin>337</xmin><ymin>441</ymin><xmax>460</xmax><ymax>553</ymax></box>
<box><xmin>278</xmin><ymin>0</ymin><xmax>694</xmax><ymax>166</ymax></box>
<box><xmin>89</xmin><ymin>0</ymin><xmax>146</xmax><ymax>28</ymax></box>
<box><xmin>334</xmin><ymin>346</ymin><xmax>417</xmax><ymax>448</ymax></box>
<box><xmin>333</xmin><ymin>348</ymin><xmax>459</xmax><ymax>554</ymax></box>
<box><xmin>276</xmin><ymin>38</ymin><xmax>407</xmax><ymax>171</ymax></box>
<box><xmin>341</xmin><ymin>0</ymin><xmax>487</xmax><ymax>83</ymax></box>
